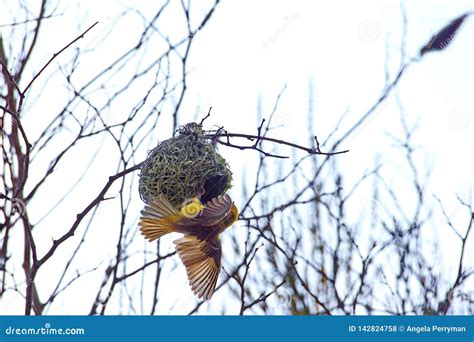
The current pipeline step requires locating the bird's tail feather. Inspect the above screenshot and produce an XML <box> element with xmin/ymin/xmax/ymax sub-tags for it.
<box><xmin>139</xmin><ymin>217</ymin><xmax>174</xmax><ymax>241</ymax></box>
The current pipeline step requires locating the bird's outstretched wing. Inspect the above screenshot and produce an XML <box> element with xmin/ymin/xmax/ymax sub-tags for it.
<box><xmin>174</xmin><ymin>234</ymin><xmax>222</xmax><ymax>300</ymax></box>
<box><xmin>177</xmin><ymin>194</ymin><xmax>233</xmax><ymax>227</ymax></box>
<box><xmin>142</xmin><ymin>194</ymin><xmax>179</xmax><ymax>218</ymax></box>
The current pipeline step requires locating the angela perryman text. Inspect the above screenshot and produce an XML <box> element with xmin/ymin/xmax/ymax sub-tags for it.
<box><xmin>405</xmin><ymin>325</ymin><xmax>466</xmax><ymax>334</ymax></box>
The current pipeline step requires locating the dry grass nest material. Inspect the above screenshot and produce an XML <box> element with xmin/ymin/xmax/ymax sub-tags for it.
<box><xmin>139</xmin><ymin>123</ymin><xmax>232</xmax><ymax>208</ymax></box>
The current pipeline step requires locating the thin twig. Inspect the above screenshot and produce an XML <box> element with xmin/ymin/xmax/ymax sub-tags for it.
<box><xmin>200</xmin><ymin>132</ymin><xmax>349</xmax><ymax>158</ymax></box>
<box><xmin>22</xmin><ymin>21</ymin><xmax>99</xmax><ymax>94</ymax></box>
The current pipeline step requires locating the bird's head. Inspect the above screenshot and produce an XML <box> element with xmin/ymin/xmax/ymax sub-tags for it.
<box><xmin>227</xmin><ymin>204</ymin><xmax>239</xmax><ymax>226</ymax></box>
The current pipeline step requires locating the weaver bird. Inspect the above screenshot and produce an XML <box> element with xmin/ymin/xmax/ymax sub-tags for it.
<box><xmin>139</xmin><ymin>194</ymin><xmax>238</xmax><ymax>300</ymax></box>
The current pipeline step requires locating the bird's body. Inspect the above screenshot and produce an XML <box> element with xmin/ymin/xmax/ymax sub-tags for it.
<box><xmin>139</xmin><ymin>194</ymin><xmax>238</xmax><ymax>300</ymax></box>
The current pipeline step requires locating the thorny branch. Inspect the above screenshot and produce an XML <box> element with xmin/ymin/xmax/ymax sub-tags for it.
<box><xmin>197</xmin><ymin>108</ymin><xmax>349</xmax><ymax>159</ymax></box>
<box><xmin>202</xmin><ymin>128</ymin><xmax>349</xmax><ymax>159</ymax></box>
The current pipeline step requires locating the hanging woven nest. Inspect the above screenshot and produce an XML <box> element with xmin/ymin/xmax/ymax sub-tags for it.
<box><xmin>139</xmin><ymin>123</ymin><xmax>232</xmax><ymax>208</ymax></box>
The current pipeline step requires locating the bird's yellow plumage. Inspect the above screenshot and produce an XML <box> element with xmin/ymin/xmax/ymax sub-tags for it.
<box><xmin>139</xmin><ymin>194</ymin><xmax>238</xmax><ymax>300</ymax></box>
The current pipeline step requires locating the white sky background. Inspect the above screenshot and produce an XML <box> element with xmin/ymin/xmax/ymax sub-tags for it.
<box><xmin>0</xmin><ymin>0</ymin><xmax>473</xmax><ymax>314</ymax></box>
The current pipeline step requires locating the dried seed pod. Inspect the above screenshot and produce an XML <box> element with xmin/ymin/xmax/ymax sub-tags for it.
<box><xmin>420</xmin><ymin>12</ymin><xmax>472</xmax><ymax>56</ymax></box>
